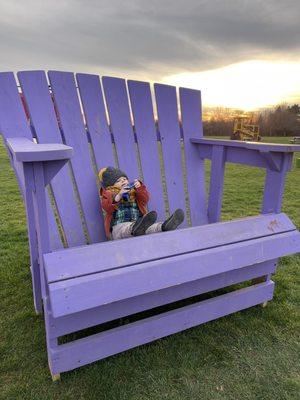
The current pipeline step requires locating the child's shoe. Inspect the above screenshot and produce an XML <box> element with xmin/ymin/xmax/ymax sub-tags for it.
<box><xmin>131</xmin><ymin>211</ymin><xmax>157</xmax><ymax>236</ymax></box>
<box><xmin>162</xmin><ymin>209</ymin><xmax>184</xmax><ymax>231</ymax></box>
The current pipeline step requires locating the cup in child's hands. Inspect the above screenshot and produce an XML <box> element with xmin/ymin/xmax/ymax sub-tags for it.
<box><xmin>124</xmin><ymin>182</ymin><xmax>135</xmax><ymax>190</ymax></box>
<box><xmin>122</xmin><ymin>182</ymin><xmax>135</xmax><ymax>201</ymax></box>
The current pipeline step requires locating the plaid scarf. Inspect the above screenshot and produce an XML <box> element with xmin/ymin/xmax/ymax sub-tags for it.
<box><xmin>106</xmin><ymin>186</ymin><xmax>142</xmax><ymax>228</ymax></box>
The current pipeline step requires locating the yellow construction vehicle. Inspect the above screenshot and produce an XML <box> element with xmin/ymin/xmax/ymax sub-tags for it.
<box><xmin>231</xmin><ymin>117</ymin><xmax>261</xmax><ymax>141</ymax></box>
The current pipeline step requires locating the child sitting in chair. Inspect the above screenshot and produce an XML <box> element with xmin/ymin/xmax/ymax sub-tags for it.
<box><xmin>99</xmin><ymin>166</ymin><xmax>184</xmax><ymax>240</ymax></box>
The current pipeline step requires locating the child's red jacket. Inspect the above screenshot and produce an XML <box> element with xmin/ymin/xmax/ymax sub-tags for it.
<box><xmin>100</xmin><ymin>182</ymin><xmax>149</xmax><ymax>238</ymax></box>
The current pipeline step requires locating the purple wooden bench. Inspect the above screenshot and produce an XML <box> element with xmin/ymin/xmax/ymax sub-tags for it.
<box><xmin>1</xmin><ymin>71</ymin><xmax>300</xmax><ymax>380</ymax></box>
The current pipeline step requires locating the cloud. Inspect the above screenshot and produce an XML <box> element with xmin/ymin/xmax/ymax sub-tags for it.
<box><xmin>0</xmin><ymin>0</ymin><xmax>299</xmax><ymax>80</ymax></box>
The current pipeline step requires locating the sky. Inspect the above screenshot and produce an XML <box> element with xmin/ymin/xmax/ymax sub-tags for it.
<box><xmin>0</xmin><ymin>0</ymin><xmax>300</xmax><ymax>110</ymax></box>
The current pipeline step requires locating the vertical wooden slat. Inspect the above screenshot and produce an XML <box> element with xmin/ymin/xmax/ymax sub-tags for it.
<box><xmin>207</xmin><ymin>145</ymin><xmax>226</xmax><ymax>223</ymax></box>
<box><xmin>0</xmin><ymin>74</ymin><xmax>30</xmax><ymax>137</ymax></box>
<box><xmin>48</xmin><ymin>71</ymin><xmax>105</xmax><ymax>243</ymax></box>
<box><xmin>154</xmin><ymin>83</ymin><xmax>187</xmax><ymax>225</ymax></box>
<box><xmin>76</xmin><ymin>73</ymin><xmax>115</xmax><ymax>170</ymax></box>
<box><xmin>0</xmin><ymin>72</ymin><xmax>62</xmax><ymax>251</ymax></box>
<box><xmin>180</xmin><ymin>87</ymin><xmax>208</xmax><ymax>226</ymax></box>
<box><xmin>17</xmin><ymin>71</ymin><xmax>86</xmax><ymax>247</ymax></box>
<box><xmin>102</xmin><ymin>77</ymin><xmax>140</xmax><ymax>180</ymax></box>
<box><xmin>127</xmin><ymin>80</ymin><xmax>166</xmax><ymax>220</ymax></box>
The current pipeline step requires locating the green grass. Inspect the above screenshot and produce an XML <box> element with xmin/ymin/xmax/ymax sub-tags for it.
<box><xmin>1</xmin><ymin>137</ymin><xmax>299</xmax><ymax>400</ymax></box>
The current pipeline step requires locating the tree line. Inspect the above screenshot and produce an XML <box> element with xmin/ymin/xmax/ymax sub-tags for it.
<box><xmin>203</xmin><ymin>104</ymin><xmax>300</xmax><ymax>137</ymax></box>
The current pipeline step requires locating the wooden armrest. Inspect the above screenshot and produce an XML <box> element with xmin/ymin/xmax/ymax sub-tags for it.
<box><xmin>6</xmin><ymin>137</ymin><xmax>73</xmax><ymax>162</ymax></box>
<box><xmin>190</xmin><ymin>138</ymin><xmax>300</xmax><ymax>153</ymax></box>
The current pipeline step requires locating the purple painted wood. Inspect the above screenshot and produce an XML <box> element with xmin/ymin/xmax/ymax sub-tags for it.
<box><xmin>208</xmin><ymin>145</ymin><xmax>226</xmax><ymax>223</ymax></box>
<box><xmin>191</xmin><ymin>137</ymin><xmax>300</xmax><ymax>153</ymax></box>
<box><xmin>179</xmin><ymin>87</ymin><xmax>208</xmax><ymax>226</ymax></box>
<box><xmin>31</xmin><ymin>162</ymin><xmax>51</xmax><ymax>298</ymax></box>
<box><xmin>127</xmin><ymin>80</ymin><xmax>166</xmax><ymax>220</ymax></box>
<box><xmin>6</xmin><ymin>137</ymin><xmax>73</xmax><ymax>162</ymax></box>
<box><xmin>195</xmin><ymin>142</ymin><xmax>286</xmax><ymax>169</ymax></box>
<box><xmin>154</xmin><ymin>84</ymin><xmax>187</xmax><ymax>222</ymax></box>
<box><xmin>44</xmin><ymin>212</ymin><xmax>295</xmax><ymax>283</ymax></box>
<box><xmin>0</xmin><ymin>72</ymin><xmax>32</xmax><ymax>139</ymax></box>
<box><xmin>262</xmin><ymin>154</ymin><xmax>293</xmax><ymax>214</ymax></box>
<box><xmin>21</xmin><ymin>162</ymin><xmax>43</xmax><ymax>312</ymax></box>
<box><xmin>102</xmin><ymin>77</ymin><xmax>140</xmax><ymax>180</ymax></box>
<box><xmin>48</xmin><ymin>231</ymin><xmax>300</xmax><ymax>317</ymax></box>
<box><xmin>76</xmin><ymin>73</ymin><xmax>115</xmax><ymax>170</ymax></box>
<box><xmin>43</xmin><ymin>297</ymin><xmax>60</xmax><ymax>375</ymax></box>
<box><xmin>48</xmin><ymin>260</ymin><xmax>276</xmax><ymax>338</ymax></box>
<box><xmin>48</xmin><ymin>71</ymin><xmax>104</xmax><ymax>243</ymax></box>
<box><xmin>0</xmin><ymin>72</ymin><xmax>62</xmax><ymax>311</ymax></box>
<box><xmin>17</xmin><ymin>71</ymin><xmax>86</xmax><ymax>248</ymax></box>
<box><xmin>49</xmin><ymin>282</ymin><xmax>274</xmax><ymax>374</ymax></box>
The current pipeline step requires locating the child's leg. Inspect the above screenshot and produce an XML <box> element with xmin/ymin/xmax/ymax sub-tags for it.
<box><xmin>111</xmin><ymin>222</ymin><xmax>134</xmax><ymax>240</ymax></box>
<box><xmin>145</xmin><ymin>222</ymin><xmax>163</xmax><ymax>234</ymax></box>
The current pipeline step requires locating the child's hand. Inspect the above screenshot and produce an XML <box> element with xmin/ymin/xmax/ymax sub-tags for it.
<box><xmin>134</xmin><ymin>179</ymin><xmax>141</xmax><ymax>189</ymax></box>
<box><xmin>114</xmin><ymin>186</ymin><xmax>130</xmax><ymax>202</ymax></box>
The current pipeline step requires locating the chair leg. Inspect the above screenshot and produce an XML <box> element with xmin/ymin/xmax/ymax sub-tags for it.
<box><xmin>252</xmin><ymin>274</ymin><xmax>271</xmax><ymax>307</ymax></box>
<box><xmin>51</xmin><ymin>373</ymin><xmax>61</xmax><ymax>382</ymax></box>
<box><xmin>45</xmin><ymin>301</ymin><xmax>61</xmax><ymax>381</ymax></box>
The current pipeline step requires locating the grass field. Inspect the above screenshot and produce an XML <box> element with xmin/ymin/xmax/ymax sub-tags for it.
<box><xmin>1</xmin><ymin>137</ymin><xmax>299</xmax><ymax>400</ymax></box>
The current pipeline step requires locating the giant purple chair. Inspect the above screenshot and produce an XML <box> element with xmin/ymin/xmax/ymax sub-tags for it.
<box><xmin>0</xmin><ymin>71</ymin><xmax>299</xmax><ymax>380</ymax></box>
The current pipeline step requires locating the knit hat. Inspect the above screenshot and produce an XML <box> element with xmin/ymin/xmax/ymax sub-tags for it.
<box><xmin>99</xmin><ymin>166</ymin><xmax>128</xmax><ymax>188</ymax></box>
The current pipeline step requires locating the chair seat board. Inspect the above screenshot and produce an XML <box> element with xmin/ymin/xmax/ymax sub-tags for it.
<box><xmin>102</xmin><ymin>77</ymin><xmax>140</xmax><ymax>180</ymax></box>
<box><xmin>48</xmin><ymin>260</ymin><xmax>276</xmax><ymax>338</ymax></box>
<box><xmin>48</xmin><ymin>71</ymin><xmax>105</xmax><ymax>243</ymax></box>
<box><xmin>76</xmin><ymin>73</ymin><xmax>116</xmax><ymax>170</ymax></box>
<box><xmin>179</xmin><ymin>87</ymin><xmax>208</xmax><ymax>225</ymax></box>
<box><xmin>154</xmin><ymin>83</ymin><xmax>187</xmax><ymax>224</ymax></box>
<box><xmin>127</xmin><ymin>80</ymin><xmax>166</xmax><ymax>220</ymax></box>
<box><xmin>0</xmin><ymin>72</ymin><xmax>63</xmax><ymax>249</ymax></box>
<box><xmin>45</xmin><ymin>212</ymin><xmax>295</xmax><ymax>283</ymax></box>
<box><xmin>48</xmin><ymin>230</ymin><xmax>299</xmax><ymax>317</ymax></box>
<box><xmin>17</xmin><ymin>71</ymin><xmax>87</xmax><ymax>248</ymax></box>
<box><xmin>50</xmin><ymin>282</ymin><xmax>275</xmax><ymax>374</ymax></box>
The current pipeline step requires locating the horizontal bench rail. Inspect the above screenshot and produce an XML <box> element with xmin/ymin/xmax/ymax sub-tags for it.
<box><xmin>44</xmin><ymin>212</ymin><xmax>295</xmax><ymax>283</ymax></box>
<box><xmin>49</xmin><ymin>282</ymin><xmax>275</xmax><ymax>374</ymax></box>
<box><xmin>48</xmin><ymin>230</ymin><xmax>300</xmax><ymax>317</ymax></box>
<box><xmin>48</xmin><ymin>260</ymin><xmax>276</xmax><ymax>339</ymax></box>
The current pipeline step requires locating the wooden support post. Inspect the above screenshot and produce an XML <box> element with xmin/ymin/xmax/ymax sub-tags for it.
<box><xmin>207</xmin><ymin>145</ymin><xmax>226</xmax><ymax>223</ymax></box>
<box><xmin>262</xmin><ymin>153</ymin><xmax>292</xmax><ymax>214</ymax></box>
<box><xmin>22</xmin><ymin>163</ymin><xmax>43</xmax><ymax>313</ymax></box>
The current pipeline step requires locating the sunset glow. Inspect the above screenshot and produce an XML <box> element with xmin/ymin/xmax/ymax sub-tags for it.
<box><xmin>164</xmin><ymin>60</ymin><xmax>300</xmax><ymax>110</ymax></box>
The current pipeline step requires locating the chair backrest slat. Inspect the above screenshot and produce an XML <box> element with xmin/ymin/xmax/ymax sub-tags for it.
<box><xmin>48</xmin><ymin>71</ymin><xmax>105</xmax><ymax>243</ymax></box>
<box><xmin>180</xmin><ymin>87</ymin><xmax>208</xmax><ymax>225</ymax></box>
<box><xmin>0</xmin><ymin>72</ymin><xmax>32</xmax><ymax>139</ymax></box>
<box><xmin>154</xmin><ymin>84</ymin><xmax>187</xmax><ymax>226</ymax></box>
<box><xmin>102</xmin><ymin>77</ymin><xmax>140</xmax><ymax>180</ymax></box>
<box><xmin>127</xmin><ymin>80</ymin><xmax>166</xmax><ymax>221</ymax></box>
<box><xmin>0</xmin><ymin>72</ymin><xmax>63</xmax><ymax>250</ymax></box>
<box><xmin>17</xmin><ymin>71</ymin><xmax>87</xmax><ymax>247</ymax></box>
<box><xmin>76</xmin><ymin>73</ymin><xmax>115</xmax><ymax>171</ymax></box>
